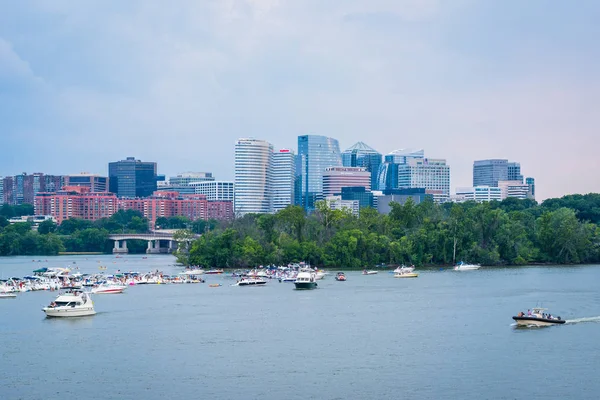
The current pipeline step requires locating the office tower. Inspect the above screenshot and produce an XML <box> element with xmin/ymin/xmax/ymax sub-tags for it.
<box><xmin>472</xmin><ymin>159</ymin><xmax>509</xmax><ymax>187</ymax></box>
<box><xmin>322</xmin><ymin>167</ymin><xmax>371</xmax><ymax>198</ymax></box>
<box><xmin>297</xmin><ymin>135</ymin><xmax>342</xmax><ymax>210</ymax></box>
<box><xmin>108</xmin><ymin>157</ymin><xmax>157</xmax><ymax>198</ymax></box>
<box><xmin>0</xmin><ymin>177</ymin><xmax>3</xmax><ymax>205</ymax></box>
<box><xmin>341</xmin><ymin>186</ymin><xmax>373</xmax><ymax>208</ymax></box>
<box><xmin>341</xmin><ymin>142</ymin><xmax>382</xmax><ymax>190</ymax></box>
<box><xmin>376</xmin><ymin>149</ymin><xmax>424</xmax><ymax>191</ymax></box>
<box><xmin>234</xmin><ymin>138</ymin><xmax>273</xmax><ymax>215</ymax></box>
<box><xmin>498</xmin><ymin>180</ymin><xmax>530</xmax><ymax>200</ymax></box>
<box><xmin>526</xmin><ymin>177</ymin><xmax>535</xmax><ymax>200</ymax></box>
<box><xmin>192</xmin><ymin>181</ymin><xmax>234</xmax><ymax>202</ymax></box>
<box><xmin>64</xmin><ymin>174</ymin><xmax>109</xmax><ymax>192</ymax></box>
<box><xmin>397</xmin><ymin>158</ymin><xmax>450</xmax><ymax>203</ymax></box>
<box><xmin>169</xmin><ymin>172</ymin><xmax>215</xmax><ymax>186</ymax></box>
<box><xmin>455</xmin><ymin>186</ymin><xmax>503</xmax><ymax>202</ymax></box>
<box><xmin>272</xmin><ymin>149</ymin><xmax>296</xmax><ymax>213</ymax></box>
<box><xmin>507</xmin><ymin>162</ymin><xmax>523</xmax><ymax>183</ymax></box>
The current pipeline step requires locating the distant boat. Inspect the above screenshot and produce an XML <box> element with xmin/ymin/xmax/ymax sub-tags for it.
<box><xmin>453</xmin><ymin>261</ymin><xmax>481</xmax><ymax>271</ymax></box>
<box><xmin>205</xmin><ymin>269</ymin><xmax>224</xmax><ymax>275</ymax></box>
<box><xmin>335</xmin><ymin>272</ymin><xmax>347</xmax><ymax>281</ymax></box>
<box><xmin>234</xmin><ymin>277</ymin><xmax>267</xmax><ymax>286</ymax></box>
<box><xmin>362</xmin><ymin>270</ymin><xmax>378</xmax><ymax>275</ymax></box>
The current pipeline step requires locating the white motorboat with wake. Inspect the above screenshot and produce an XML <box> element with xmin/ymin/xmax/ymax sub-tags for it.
<box><xmin>453</xmin><ymin>261</ymin><xmax>481</xmax><ymax>271</ymax></box>
<box><xmin>512</xmin><ymin>308</ymin><xmax>565</xmax><ymax>326</ymax></box>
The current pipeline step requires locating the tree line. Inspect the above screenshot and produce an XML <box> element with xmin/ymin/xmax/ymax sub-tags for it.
<box><xmin>181</xmin><ymin>194</ymin><xmax>600</xmax><ymax>268</ymax></box>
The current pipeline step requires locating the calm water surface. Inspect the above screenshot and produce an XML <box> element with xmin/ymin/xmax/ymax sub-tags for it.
<box><xmin>1</xmin><ymin>255</ymin><xmax>600</xmax><ymax>400</ymax></box>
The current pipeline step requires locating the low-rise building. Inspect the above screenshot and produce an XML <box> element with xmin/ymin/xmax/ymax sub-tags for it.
<box><xmin>455</xmin><ymin>186</ymin><xmax>503</xmax><ymax>202</ymax></box>
<box><xmin>325</xmin><ymin>196</ymin><xmax>360</xmax><ymax>216</ymax></box>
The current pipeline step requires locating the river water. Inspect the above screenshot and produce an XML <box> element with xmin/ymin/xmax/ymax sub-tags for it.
<box><xmin>1</xmin><ymin>255</ymin><xmax>600</xmax><ymax>400</ymax></box>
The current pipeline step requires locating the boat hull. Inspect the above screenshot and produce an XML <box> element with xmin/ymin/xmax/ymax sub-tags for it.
<box><xmin>294</xmin><ymin>282</ymin><xmax>318</xmax><ymax>290</ymax></box>
<box><xmin>0</xmin><ymin>293</ymin><xmax>17</xmax><ymax>298</ymax></box>
<box><xmin>92</xmin><ymin>288</ymin><xmax>125</xmax><ymax>294</ymax></box>
<box><xmin>43</xmin><ymin>307</ymin><xmax>96</xmax><ymax>318</ymax></box>
<box><xmin>394</xmin><ymin>273</ymin><xmax>418</xmax><ymax>278</ymax></box>
<box><xmin>512</xmin><ymin>316</ymin><xmax>565</xmax><ymax>326</ymax></box>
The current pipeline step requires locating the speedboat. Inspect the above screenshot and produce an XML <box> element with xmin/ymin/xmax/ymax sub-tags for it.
<box><xmin>42</xmin><ymin>290</ymin><xmax>96</xmax><ymax>317</ymax></box>
<box><xmin>205</xmin><ymin>269</ymin><xmax>224</xmax><ymax>275</ymax></box>
<box><xmin>512</xmin><ymin>308</ymin><xmax>565</xmax><ymax>326</ymax></box>
<box><xmin>394</xmin><ymin>265</ymin><xmax>415</xmax><ymax>274</ymax></box>
<box><xmin>453</xmin><ymin>261</ymin><xmax>481</xmax><ymax>271</ymax></box>
<box><xmin>0</xmin><ymin>292</ymin><xmax>17</xmax><ymax>298</ymax></box>
<box><xmin>234</xmin><ymin>277</ymin><xmax>267</xmax><ymax>286</ymax></box>
<box><xmin>394</xmin><ymin>270</ymin><xmax>418</xmax><ymax>278</ymax></box>
<box><xmin>91</xmin><ymin>284</ymin><xmax>126</xmax><ymax>294</ymax></box>
<box><xmin>335</xmin><ymin>272</ymin><xmax>347</xmax><ymax>281</ymax></box>
<box><xmin>362</xmin><ymin>270</ymin><xmax>378</xmax><ymax>275</ymax></box>
<box><xmin>294</xmin><ymin>271</ymin><xmax>318</xmax><ymax>290</ymax></box>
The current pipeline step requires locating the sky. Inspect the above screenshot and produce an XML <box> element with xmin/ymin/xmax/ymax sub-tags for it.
<box><xmin>1</xmin><ymin>0</ymin><xmax>599</xmax><ymax>201</ymax></box>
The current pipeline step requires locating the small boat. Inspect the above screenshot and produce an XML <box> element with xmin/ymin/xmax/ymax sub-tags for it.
<box><xmin>234</xmin><ymin>277</ymin><xmax>267</xmax><ymax>286</ymax></box>
<box><xmin>294</xmin><ymin>271</ymin><xmax>318</xmax><ymax>290</ymax></box>
<box><xmin>512</xmin><ymin>308</ymin><xmax>565</xmax><ymax>326</ymax></box>
<box><xmin>279</xmin><ymin>276</ymin><xmax>297</xmax><ymax>283</ymax></box>
<box><xmin>0</xmin><ymin>292</ymin><xmax>17</xmax><ymax>298</ymax></box>
<box><xmin>394</xmin><ymin>271</ymin><xmax>418</xmax><ymax>278</ymax></box>
<box><xmin>91</xmin><ymin>284</ymin><xmax>126</xmax><ymax>294</ymax></box>
<box><xmin>209</xmin><ymin>284</ymin><xmax>222</xmax><ymax>288</ymax></box>
<box><xmin>394</xmin><ymin>265</ymin><xmax>415</xmax><ymax>274</ymax></box>
<box><xmin>335</xmin><ymin>272</ymin><xmax>347</xmax><ymax>281</ymax></box>
<box><xmin>205</xmin><ymin>269</ymin><xmax>224</xmax><ymax>275</ymax></box>
<box><xmin>453</xmin><ymin>261</ymin><xmax>481</xmax><ymax>271</ymax></box>
<box><xmin>42</xmin><ymin>290</ymin><xmax>96</xmax><ymax>317</ymax></box>
<box><xmin>362</xmin><ymin>270</ymin><xmax>378</xmax><ymax>275</ymax></box>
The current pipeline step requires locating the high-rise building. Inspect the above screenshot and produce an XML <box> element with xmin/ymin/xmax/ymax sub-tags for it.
<box><xmin>272</xmin><ymin>149</ymin><xmax>296</xmax><ymax>213</ymax></box>
<box><xmin>455</xmin><ymin>186</ymin><xmax>503</xmax><ymax>202</ymax></box>
<box><xmin>498</xmin><ymin>180</ymin><xmax>530</xmax><ymax>200</ymax></box>
<box><xmin>169</xmin><ymin>172</ymin><xmax>215</xmax><ymax>186</ymax></box>
<box><xmin>322</xmin><ymin>167</ymin><xmax>371</xmax><ymax>198</ymax></box>
<box><xmin>64</xmin><ymin>174</ymin><xmax>109</xmax><ymax>192</ymax></box>
<box><xmin>376</xmin><ymin>149</ymin><xmax>424</xmax><ymax>192</ymax></box>
<box><xmin>507</xmin><ymin>162</ymin><xmax>523</xmax><ymax>183</ymax></box>
<box><xmin>297</xmin><ymin>135</ymin><xmax>342</xmax><ymax>210</ymax></box>
<box><xmin>397</xmin><ymin>158</ymin><xmax>450</xmax><ymax>202</ymax></box>
<box><xmin>3</xmin><ymin>173</ymin><xmax>64</xmax><ymax>205</ymax></box>
<box><xmin>108</xmin><ymin>157</ymin><xmax>157</xmax><ymax>198</ymax></box>
<box><xmin>0</xmin><ymin>177</ymin><xmax>3</xmax><ymax>205</ymax></box>
<box><xmin>526</xmin><ymin>177</ymin><xmax>535</xmax><ymax>199</ymax></box>
<box><xmin>234</xmin><ymin>138</ymin><xmax>273</xmax><ymax>216</ymax></box>
<box><xmin>341</xmin><ymin>186</ymin><xmax>373</xmax><ymax>208</ymax></box>
<box><xmin>192</xmin><ymin>181</ymin><xmax>234</xmax><ymax>202</ymax></box>
<box><xmin>341</xmin><ymin>142</ymin><xmax>382</xmax><ymax>190</ymax></box>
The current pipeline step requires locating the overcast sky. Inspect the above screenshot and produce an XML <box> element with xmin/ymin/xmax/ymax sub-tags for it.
<box><xmin>1</xmin><ymin>0</ymin><xmax>599</xmax><ymax>200</ymax></box>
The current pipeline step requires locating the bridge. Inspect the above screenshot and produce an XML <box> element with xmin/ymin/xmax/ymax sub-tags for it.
<box><xmin>108</xmin><ymin>231</ymin><xmax>200</xmax><ymax>254</ymax></box>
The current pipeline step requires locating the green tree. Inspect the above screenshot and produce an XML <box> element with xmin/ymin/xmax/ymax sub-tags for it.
<box><xmin>38</xmin><ymin>219</ymin><xmax>57</xmax><ymax>234</ymax></box>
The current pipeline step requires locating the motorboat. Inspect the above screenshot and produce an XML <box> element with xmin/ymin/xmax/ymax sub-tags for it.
<box><xmin>453</xmin><ymin>261</ymin><xmax>481</xmax><ymax>271</ymax></box>
<box><xmin>315</xmin><ymin>270</ymin><xmax>328</xmax><ymax>280</ymax></box>
<box><xmin>362</xmin><ymin>270</ymin><xmax>378</xmax><ymax>275</ymax></box>
<box><xmin>294</xmin><ymin>271</ymin><xmax>318</xmax><ymax>290</ymax></box>
<box><xmin>394</xmin><ymin>270</ymin><xmax>418</xmax><ymax>278</ymax></box>
<box><xmin>91</xmin><ymin>284</ymin><xmax>126</xmax><ymax>294</ymax></box>
<box><xmin>205</xmin><ymin>269</ymin><xmax>224</xmax><ymax>275</ymax></box>
<box><xmin>0</xmin><ymin>292</ymin><xmax>17</xmax><ymax>298</ymax></box>
<box><xmin>234</xmin><ymin>277</ymin><xmax>267</xmax><ymax>286</ymax></box>
<box><xmin>335</xmin><ymin>272</ymin><xmax>347</xmax><ymax>281</ymax></box>
<box><xmin>42</xmin><ymin>290</ymin><xmax>96</xmax><ymax>317</ymax></box>
<box><xmin>182</xmin><ymin>269</ymin><xmax>205</xmax><ymax>275</ymax></box>
<box><xmin>512</xmin><ymin>308</ymin><xmax>565</xmax><ymax>326</ymax></box>
<box><xmin>394</xmin><ymin>265</ymin><xmax>415</xmax><ymax>274</ymax></box>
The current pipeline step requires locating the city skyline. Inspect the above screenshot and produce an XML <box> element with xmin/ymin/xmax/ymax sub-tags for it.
<box><xmin>2</xmin><ymin>2</ymin><xmax>600</xmax><ymax>201</ymax></box>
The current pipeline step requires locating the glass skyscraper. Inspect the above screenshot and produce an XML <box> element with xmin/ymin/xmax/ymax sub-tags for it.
<box><xmin>341</xmin><ymin>142</ymin><xmax>382</xmax><ymax>190</ymax></box>
<box><xmin>272</xmin><ymin>149</ymin><xmax>296</xmax><ymax>213</ymax></box>
<box><xmin>234</xmin><ymin>138</ymin><xmax>273</xmax><ymax>216</ymax></box>
<box><xmin>397</xmin><ymin>158</ymin><xmax>451</xmax><ymax>202</ymax></box>
<box><xmin>376</xmin><ymin>149</ymin><xmax>424</xmax><ymax>192</ymax></box>
<box><xmin>297</xmin><ymin>135</ymin><xmax>342</xmax><ymax>210</ymax></box>
<box><xmin>108</xmin><ymin>157</ymin><xmax>157</xmax><ymax>198</ymax></box>
<box><xmin>473</xmin><ymin>159</ymin><xmax>525</xmax><ymax>187</ymax></box>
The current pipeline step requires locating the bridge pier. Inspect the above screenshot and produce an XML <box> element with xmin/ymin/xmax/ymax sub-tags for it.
<box><xmin>146</xmin><ymin>240</ymin><xmax>161</xmax><ymax>254</ymax></box>
<box><xmin>113</xmin><ymin>240</ymin><xmax>129</xmax><ymax>254</ymax></box>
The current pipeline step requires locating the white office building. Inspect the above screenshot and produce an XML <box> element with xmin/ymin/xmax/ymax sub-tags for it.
<box><xmin>498</xmin><ymin>180</ymin><xmax>530</xmax><ymax>200</ymax></box>
<box><xmin>169</xmin><ymin>172</ymin><xmax>215</xmax><ymax>186</ymax></box>
<box><xmin>191</xmin><ymin>181</ymin><xmax>234</xmax><ymax>202</ymax></box>
<box><xmin>234</xmin><ymin>138</ymin><xmax>273</xmax><ymax>216</ymax></box>
<box><xmin>397</xmin><ymin>158</ymin><xmax>450</xmax><ymax>202</ymax></box>
<box><xmin>325</xmin><ymin>196</ymin><xmax>360</xmax><ymax>217</ymax></box>
<box><xmin>456</xmin><ymin>186</ymin><xmax>503</xmax><ymax>202</ymax></box>
<box><xmin>272</xmin><ymin>149</ymin><xmax>296</xmax><ymax>213</ymax></box>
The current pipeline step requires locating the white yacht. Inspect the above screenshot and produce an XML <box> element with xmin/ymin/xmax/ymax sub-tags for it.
<box><xmin>42</xmin><ymin>290</ymin><xmax>96</xmax><ymax>317</ymax></box>
<box><xmin>234</xmin><ymin>277</ymin><xmax>267</xmax><ymax>286</ymax></box>
<box><xmin>453</xmin><ymin>261</ymin><xmax>481</xmax><ymax>271</ymax></box>
<box><xmin>91</xmin><ymin>283</ymin><xmax>126</xmax><ymax>294</ymax></box>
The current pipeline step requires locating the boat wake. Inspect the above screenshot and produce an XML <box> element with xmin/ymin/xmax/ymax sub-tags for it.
<box><xmin>565</xmin><ymin>316</ymin><xmax>600</xmax><ymax>324</ymax></box>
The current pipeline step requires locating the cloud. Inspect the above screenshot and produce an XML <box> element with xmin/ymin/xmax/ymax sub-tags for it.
<box><xmin>0</xmin><ymin>0</ymin><xmax>598</xmax><ymax>200</ymax></box>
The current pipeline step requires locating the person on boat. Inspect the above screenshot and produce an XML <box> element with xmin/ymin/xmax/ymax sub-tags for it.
<box><xmin>527</xmin><ymin>309</ymin><xmax>531</xmax><ymax>316</ymax></box>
